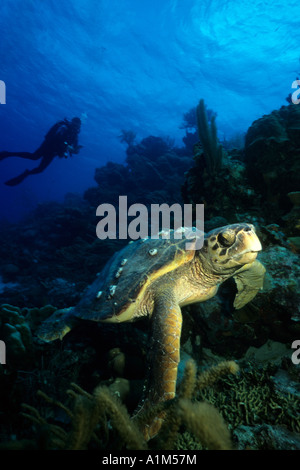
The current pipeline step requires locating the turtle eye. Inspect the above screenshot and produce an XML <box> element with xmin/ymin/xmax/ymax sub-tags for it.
<box><xmin>218</xmin><ymin>229</ymin><xmax>236</xmax><ymax>247</ymax></box>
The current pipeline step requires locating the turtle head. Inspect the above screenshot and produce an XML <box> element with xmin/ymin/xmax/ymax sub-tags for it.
<box><xmin>202</xmin><ymin>223</ymin><xmax>262</xmax><ymax>274</ymax></box>
<box><xmin>37</xmin><ymin>308</ymin><xmax>74</xmax><ymax>342</ymax></box>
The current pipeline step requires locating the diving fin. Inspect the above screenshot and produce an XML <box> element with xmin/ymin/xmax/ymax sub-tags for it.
<box><xmin>5</xmin><ymin>170</ymin><xmax>30</xmax><ymax>186</ymax></box>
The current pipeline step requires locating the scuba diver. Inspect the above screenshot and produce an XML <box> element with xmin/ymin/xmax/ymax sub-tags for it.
<box><xmin>0</xmin><ymin>117</ymin><xmax>82</xmax><ymax>186</ymax></box>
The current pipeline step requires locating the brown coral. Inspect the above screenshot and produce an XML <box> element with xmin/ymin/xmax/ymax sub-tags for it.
<box><xmin>11</xmin><ymin>358</ymin><xmax>239</xmax><ymax>451</ymax></box>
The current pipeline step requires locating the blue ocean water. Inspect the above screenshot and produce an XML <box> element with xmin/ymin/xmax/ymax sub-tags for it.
<box><xmin>0</xmin><ymin>0</ymin><xmax>299</xmax><ymax>221</ymax></box>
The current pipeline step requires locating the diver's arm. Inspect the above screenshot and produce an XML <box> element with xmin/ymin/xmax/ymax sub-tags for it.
<box><xmin>67</xmin><ymin>144</ymin><xmax>83</xmax><ymax>155</ymax></box>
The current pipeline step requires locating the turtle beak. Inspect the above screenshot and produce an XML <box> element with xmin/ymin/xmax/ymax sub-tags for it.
<box><xmin>243</xmin><ymin>225</ymin><xmax>262</xmax><ymax>253</ymax></box>
<box><xmin>236</xmin><ymin>226</ymin><xmax>262</xmax><ymax>263</ymax></box>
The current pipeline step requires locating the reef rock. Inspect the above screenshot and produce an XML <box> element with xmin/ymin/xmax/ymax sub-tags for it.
<box><xmin>245</xmin><ymin>104</ymin><xmax>300</xmax><ymax>218</ymax></box>
<box><xmin>0</xmin><ymin>304</ymin><xmax>33</xmax><ymax>366</ymax></box>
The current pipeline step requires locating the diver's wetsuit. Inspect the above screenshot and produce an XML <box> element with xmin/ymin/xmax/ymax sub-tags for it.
<box><xmin>0</xmin><ymin>117</ymin><xmax>81</xmax><ymax>186</ymax></box>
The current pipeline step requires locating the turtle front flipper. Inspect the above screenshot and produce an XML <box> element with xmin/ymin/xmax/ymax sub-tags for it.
<box><xmin>233</xmin><ymin>260</ymin><xmax>266</xmax><ymax>309</ymax></box>
<box><xmin>134</xmin><ymin>293</ymin><xmax>182</xmax><ymax>441</ymax></box>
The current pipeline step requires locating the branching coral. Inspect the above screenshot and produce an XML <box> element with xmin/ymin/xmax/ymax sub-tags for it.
<box><xmin>149</xmin><ymin>360</ymin><xmax>239</xmax><ymax>450</ymax></box>
<box><xmin>197</xmin><ymin>362</ymin><xmax>300</xmax><ymax>435</ymax></box>
<box><xmin>5</xmin><ymin>359</ymin><xmax>239</xmax><ymax>451</ymax></box>
<box><xmin>4</xmin><ymin>353</ymin><xmax>298</xmax><ymax>450</ymax></box>
<box><xmin>195</xmin><ymin>99</ymin><xmax>224</xmax><ymax>175</ymax></box>
<box><xmin>20</xmin><ymin>383</ymin><xmax>147</xmax><ymax>450</ymax></box>
<box><xmin>177</xmin><ymin>400</ymin><xmax>232</xmax><ymax>450</ymax></box>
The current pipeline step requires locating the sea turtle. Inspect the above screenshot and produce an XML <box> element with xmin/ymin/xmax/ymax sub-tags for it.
<box><xmin>38</xmin><ymin>223</ymin><xmax>265</xmax><ymax>440</ymax></box>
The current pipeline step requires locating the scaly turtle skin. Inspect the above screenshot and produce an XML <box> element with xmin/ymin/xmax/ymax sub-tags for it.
<box><xmin>38</xmin><ymin>223</ymin><xmax>265</xmax><ymax>440</ymax></box>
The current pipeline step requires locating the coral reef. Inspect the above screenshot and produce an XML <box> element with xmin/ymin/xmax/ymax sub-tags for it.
<box><xmin>198</xmin><ymin>360</ymin><xmax>300</xmax><ymax>449</ymax></box>
<box><xmin>0</xmin><ymin>100</ymin><xmax>299</xmax><ymax>450</ymax></box>
<box><xmin>1</xmin><ymin>359</ymin><xmax>238</xmax><ymax>450</ymax></box>
<box><xmin>282</xmin><ymin>191</ymin><xmax>300</xmax><ymax>249</ymax></box>
<box><xmin>244</xmin><ymin>104</ymin><xmax>300</xmax><ymax>219</ymax></box>
<box><xmin>183</xmin><ymin>102</ymin><xmax>300</xmax><ymax>227</ymax></box>
<box><xmin>3</xmin><ymin>347</ymin><xmax>298</xmax><ymax>451</ymax></box>
<box><xmin>181</xmin><ymin>101</ymin><xmax>258</xmax><ymax>222</ymax></box>
<box><xmin>85</xmin><ymin>135</ymin><xmax>193</xmax><ymax>211</ymax></box>
<box><xmin>0</xmin><ymin>196</ymin><xmax>126</xmax><ymax>308</ymax></box>
<box><xmin>0</xmin><ymin>304</ymin><xmax>33</xmax><ymax>367</ymax></box>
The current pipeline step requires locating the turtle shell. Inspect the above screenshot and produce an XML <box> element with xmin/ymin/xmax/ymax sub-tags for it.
<box><xmin>72</xmin><ymin>228</ymin><xmax>200</xmax><ymax>323</ymax></box>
